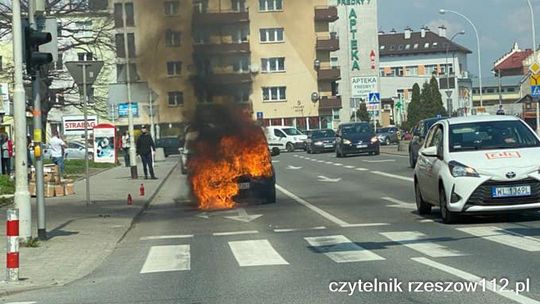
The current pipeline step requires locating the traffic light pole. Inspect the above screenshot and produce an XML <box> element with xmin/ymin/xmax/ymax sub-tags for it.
<box><xmin>122</xmin><ymin>0</ymin><xmax>137</xmax><ymax>179</ymax></box>
<box><xmin>12</xmin><ymin>0</ymin><xmax>32</xmax><ymax>242</ymax></box>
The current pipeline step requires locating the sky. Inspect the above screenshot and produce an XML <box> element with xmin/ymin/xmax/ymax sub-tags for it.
<box><xmin>378</xmin><ymin>0</ymin><xmax>540</xmax><ymax>80</ymax></box>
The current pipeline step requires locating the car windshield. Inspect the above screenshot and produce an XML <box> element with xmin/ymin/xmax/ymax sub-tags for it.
<box><xmin>342</xmin><ymin>124</ymin><xmax>372</xmax><ymax>135</ymax></box>
<box><xmin>449</xmin><ymin>121</ymin><xmax>540</xmax><ymax>152</ymax></box>
<box><xmin>377</xmin><ymin>128</ymin><xmax>391</xmax><ymax>133</ymax></box>
<box><xmin>282</xmin><ymin>128</ymin><xmax>303</xmax><ymax>136</ymax></box>
<box><xmin>312</xmin><ymin>129</ymin><xmax>335</xmax><ymax>139</ymax></box>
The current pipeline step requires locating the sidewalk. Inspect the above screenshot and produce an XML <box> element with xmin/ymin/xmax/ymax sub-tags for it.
<box><xmin>0</xmin><ymin>157</ymin><xmax>179</xmax><ymax>296</ymax></box>
<box><xmin>380</xmin><ymin>141</ymin><xmax>410</xmax><ymax>157</ymax></box>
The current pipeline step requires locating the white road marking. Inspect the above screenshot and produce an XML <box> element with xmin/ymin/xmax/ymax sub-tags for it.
<box><xmin>457</xmin><ymin>226</ymin><xmax>540</xmax><ymax>252</ymax></box>
<box><xmin>274</xmin><ymin>226</ymin><xmax>327</xmax><ymax>233</ymax></box>
<box><xmin>287</xmin><ymin>165</ymin><xmax>302</xmax><ymax>170</ymax></box>
<box><xmin>381</xmin><ymin>231</ymin><xmax>465</xmax><ymax>257</ymax></box>
<box><xmin>363</xmin><ymin>159</ymin><xmax>396</xmax><ymax>163</ymax></box>
<box><xmin>271</xmin><ymin>160</ymin><xmax>280</xmax><ymax>163</ymax></box>
<box><xmin>293</xmin><ymin>155</ymin><xmax>299</xmax><ymax>157</ymax></box>
<box><xmin>371</xmin><ymin>171</ymin><xmax>414</xmax><ymax>182</ymax></box>
<box><xmin>140</xmin><ymin>245</ymin><xmax>190</xmax><ymax>273</ymax></box>
<box><xmin>356</xmin><ymin>168</ymin><xmax>368</xmax><ymax>171</ymax></box>
<box><xmin>345</xmin><ymin>165</ymin><xmax>355</xmax><ymax>169</ymax></box>
<box><xmin>382</xmin><ymin>197</ymin><xmax>416</xmax><ymax>209</ymax></box>
<box><xmin>334</xmin><ymin>163</ymin><xmax>343</xmax><ymax>166</ymax></box>
<box><xmin>317</xmin><ymin>160</ymin><xmax>325</xmax><ymax>163</ymax></box>
<box><xmin>276</xmin><ymin>184</ymin><xmax>349</xmax><ymax>226</ymax></box>
<box><xmin>228</xmin><ymin>240</ymin><xmax>289</xmax><ymax>267</ymax></box>
<box><xmin>317</xmin><ymin>176</ymin><xmax>342</xmax><ymax>182</ymax></box>
<box><xmin>412</xmin><ymin>257</ymin><xmax>540</xmax><ymax>304</ymax></box>
<box><xmin>305</xmin><ymin>235</ymin><xmax>385</xmax><ymax>263</ymax></box>
<box><xmin>419</xmin><ymin>219</ymin><xmax>435</xmax><ymax>223</ymax></box>
<box><xmin>140</xmin><ymin>235</ymin><xmax>194</xmax><ymax>241</ymax></box>
<box><xmin>325</xmin><ymin>161</ymin><xmax>334</xmax><ymax>164</ymax></box>
<box><xmin>341</xmin><ymin>223</ymin><xmax>389</xmax><ymax>228</ymax></box>
<box><xmin>213</xmin><ymin>230</ymin><xmax>259</xmax><ymax>236</ymax></box>
<box><xmin>5</xmin><ymin>302</ymin><xmax>37</xmax><ymax>304</ymax></box>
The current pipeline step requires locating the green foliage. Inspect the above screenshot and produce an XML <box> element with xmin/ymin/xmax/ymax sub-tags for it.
<box><xmin>351</xmin><ymin>102</ymin><xmax>371</xmax><ymax>122</ymax></box>
<box><xmin>405</xmin><ymin>77</ymin><xmax>447</xmax><ymax>129</ymax></box>
<box><xmin>0</xmin><ymin>175</ymin><xmax>15</xmax><ymax>195</ymax></box>
<box><xmin>405</xmin><ymin>83</ymin><xmax>423</xmax><ymax>129</ymax></box>
<box><xmin>21</xmin><ymin>238</ymin><xmax>40</xmax><ymax>248</ymax></box>
<box><xmin>63</xmin><ymin>160</ymin><xmax>117</xmax><ymax>175</ymax></box>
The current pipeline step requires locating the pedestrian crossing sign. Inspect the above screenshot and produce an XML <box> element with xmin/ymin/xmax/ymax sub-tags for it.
<box><xmin>368</xmin><ymin>92</ymin><xmax>380</xmax><ymax>104</ymax></box>
<box><xmin>532</xmin><ymin>85</ymin><xmax>540</xmax><ymax>97</ymax></box>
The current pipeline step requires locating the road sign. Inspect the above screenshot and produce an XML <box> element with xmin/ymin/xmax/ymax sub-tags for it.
<box><xmin>368</xmin><ymin>92</ymin><xmax>380</xmax><ymax>104</ymax></box>
<box><xmin>530</xmin><ymin>74</ymin><xmax>540</xmax><ymax>86</ymax></box>
<box><xmin>530</xmin><ymin>63</ymin><xmax>540</xmax><ymax>74</ymax></box>
<box><xmin>445</xmin><ymin>90</ymin><xmax>452</xmax><ymax>98</ymax></box>
<box><xmin>256</xmin><ymin>112</ymin><xmax>263</xmax><ymax>119</ymax></box>
<box><xmin>118</xmin><ymin>103</ymin><xmax>139</xmax><ymax>117</ymax></box>
<box><xmin>532</xmin><ymin>85</ymin><xmax>540</xmax><ymax>97</ymax></box>
<box><xmin>65</xmin><ymin>61</ymin><xmax>104</xmax><ymax>85</ymax></box>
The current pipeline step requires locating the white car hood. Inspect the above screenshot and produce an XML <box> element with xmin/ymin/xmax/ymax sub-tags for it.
<box><xmin>450</xmin><ymin>148</ymin><xmax>540</xmax><ymax>180</ymax></box>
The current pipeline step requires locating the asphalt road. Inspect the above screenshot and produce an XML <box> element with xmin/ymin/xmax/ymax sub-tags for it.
<box><xmin>5</xmin><ymin>150</ymin><xmax>540</xmax><ymax>304</ymax></box>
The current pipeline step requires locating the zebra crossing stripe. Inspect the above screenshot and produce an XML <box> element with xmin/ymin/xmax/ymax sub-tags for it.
<box><xmin>228</xmin><ymin>240</ymin><xmax>289</xmax><ymax>267</ymax></box>
<box><xmin>140</xmin><ymin>245</ymin><xmax>191</xmax><ymax>273</ymax></box>
<box><xmin>457</xmin><ymin>226</ymin><xmax>540</xmax><ymax>252</ymax></box>
<box><xmin>304</xmin><ymin>235</ymin><xmax>385</xmax><ymax>263</ymax></box>
<box><xmin>381</xmin><ymin>231</ymin><xmax>465</xmax><ymax>257</ymax></box>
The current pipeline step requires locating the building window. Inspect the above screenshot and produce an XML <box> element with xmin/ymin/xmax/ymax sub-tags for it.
<box><xmin>379</xmin><ymin>68</ymin><xmax>384</xmax><ymax>77</ymax></box>
<box><xmin>232</xmin><ymin>27</ymin><xmax>249</xmax><ymax>42</ymax></box>
<box><xmin>425</xmin><ymin>64</ymin><xmax>437</xmax><ymax>75</ymax></box>
<box><xmin>0</xmin><ymin>56</ymin><xmax>3</xmax><ymax>71</ymax></box>
<box><xmin>77</xmin><ymin>52</ymin><xmax>94</xmax><ymax>61</ymax></box>
<box><xmin>261</xmin><ymin>57</ymin><xmax>285</xmax><ymax>73</ymax></box>
<box><xmin>115</xmin><ymin>33</ymin><xmax>136</xmax><ymax>58</ymax></box>
<box><xmin>330</xmin><ymin>57</ymin><xmax>339</xmax><ymax>68</ymax></box>
<box><xmin>260</xmin><ymin>28</ymin><xmax>284</xmax><ymax>43</ymax></box>
<box><xmin>507</xmin><ymin>87</ymin><xmax>516</xmax><ymax>92</ymax></box>
<box><xmin>167</xmin><ymin>61</ymin><xmax>182</xmax><ymax>76</ymax></box>
<box><xmin>332</xmin><ymin>109</ymin><xmax>340</xmax><ymax>120</ymax></box>
<box><xmin>114</xmin><ymin>2</ymin><xmax>135</xmax><ymax>28</ymax></box>
<box><xmin>236</xmin><ymin>89</ymin><xmax>250</xmax><ymax>103</ymax></box>
<box><xmin>164</xmin><ymin>1</ymin><xmax>179</xmax><ymax>16</ymax></box>
<box><xmin>398</xmin><ymin>45</ymin><xmax>404</xmax><ymax>50</ymax></box>
<box><xmin>432</xmin><ymin>42</ymin><xmax>438</xmax><ymax>48</ymax></box>
<box><xmin>193</xmin><ymin>29</ymin><xmax>210</xmax><ymax>44</ymax></box>
<box><xmin>168</xmin><ymin>91</ymin><xmax>184</xmax><ymax>106</ymax></box>
<box><xmin>259</xmin><ymin>0</ymin><xmax>282</xmax><ymax>11</ymax></box>
<box><xmin>413</xmin><ymin>43</ymin><xmax>418</xmax><ymax>49</ymax></box>
<box><xmin>424</xmin><ymin>42</ymin><xmax>430</xmax><ymax>48</ymax></box>
<box><xmin>405</xmin><ymin>66</ymin><xmax>418</xmax><ymax>76</ymax></box>
<box><xmin>116</xmin><ymin>63</ymin><xmax>139</xmax><ymax>82</ymax></box>
<box><xmin>165</xmin><ymin>30</ymin><xmax>181</xmax><ymax>47</ymax></box>
<box><xmin>262</xmin><ymin>86</ymin><xmax>286</xmax><ymax>101</ymax></box>
<box><xmin>380</xmin><ymin>45</ymin><xmax>385</xmax><ymax>50</ymax></box>
<box><xmin>233</xmin><ymin>57</ymin><xmax>250</xmax><ymax>72</ymax></box>
<box><xmin>391</xmin><ymin>67</ymin><xmax>403</xmax><ymax>77</ymax></box>
<box><xmin>232</xmin><ymin>0</ymin><xmax>247</xmax><ymax>11</ymax></box>
<box><xmin>405</xmin><ymin>44</ymin><xmax>410</xmax><ymax>50</ymax></box>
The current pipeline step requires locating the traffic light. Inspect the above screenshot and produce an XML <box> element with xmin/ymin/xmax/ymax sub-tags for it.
<box><xmin>23</xmin><ymin>21</ymin><xmax>53</xmax><ymax>74</ymax></box>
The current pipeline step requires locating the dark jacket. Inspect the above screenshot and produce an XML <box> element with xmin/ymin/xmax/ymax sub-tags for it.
<box><xmin>136</xmin><ymin>133</ymin><xmax>155</xmax><ymax>155</ymax></box>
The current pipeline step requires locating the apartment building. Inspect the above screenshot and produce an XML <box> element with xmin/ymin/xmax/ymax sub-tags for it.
<box><xmin>192</xmin><ymin>0</ymin><xmax>339</xmax><ymax>130</ymax></box>
<box><xmin>377</xmin><ymin>26</ymin><xmax>472</xmax><ymax>118</ymax></box>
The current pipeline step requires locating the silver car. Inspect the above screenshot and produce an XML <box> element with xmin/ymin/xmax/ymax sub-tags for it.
<box><xmin>43</xmin><ymin>142</ymin><xmax>94</xmax><ymax>161</ymax></box>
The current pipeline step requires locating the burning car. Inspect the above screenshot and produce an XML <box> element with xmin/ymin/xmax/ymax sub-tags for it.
<box><xmin>186</xmin><ymin>105</ymin><xmax>276</xmax><ymax>210</ymax></box>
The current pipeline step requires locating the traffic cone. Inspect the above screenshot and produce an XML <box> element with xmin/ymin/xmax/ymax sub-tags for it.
<box><xmin>140</xmin><ymin>183</ymin><xmax>145</xmax><ymax>196</ymax></box>
<box><xmin>127</xmin><ymin>194</ymin><xmax>133</xmax><ymax>206</ymax></box>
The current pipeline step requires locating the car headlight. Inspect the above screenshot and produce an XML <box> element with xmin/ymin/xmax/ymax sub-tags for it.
<box><xmin>343</xmin><ymin>139</ymin><xmax>352</xmax><ymax>145</ymax></box>
<box><xmin>371</xmin><ymin>137</ymin><xmax>378</xmax><ymax>144</ymax></box>
<box><xmin>314</xmin><ymin>141</ymin><xmax>323</xmax><ymax>146</ymax></box>
<box><xmin>448</xmin><ymin>161</ymin><xmax>479</xmax><ymax>177</ymax></box>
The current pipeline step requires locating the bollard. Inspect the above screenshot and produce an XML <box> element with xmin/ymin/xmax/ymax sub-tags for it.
<box><xmin>6</xmin><ymin>208</ymin><xmax>19</xmax><ymax>282</ymax></box>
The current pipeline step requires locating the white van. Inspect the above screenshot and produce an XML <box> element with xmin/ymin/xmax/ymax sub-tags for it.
<box><xmin>264</xmin><ymin>126</ymin><xmax>308</xmax><ymax>152</ymax></box>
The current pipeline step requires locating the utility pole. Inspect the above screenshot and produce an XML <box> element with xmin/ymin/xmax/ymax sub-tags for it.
<box><xmin>12</xmin><ymin>0</ymin><xmax>32</xmax><ymax>241</ymax></box>
<box><xmin>122</xmin><ymin>0</ymin><xmax>137</xmax><ymax>178</ymax></box>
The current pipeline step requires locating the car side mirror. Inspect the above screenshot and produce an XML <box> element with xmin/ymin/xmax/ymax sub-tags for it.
<box><xmin>421</xmin><ymin>146</ymin><xmax>437</xmax><ymax>157</ymax></box>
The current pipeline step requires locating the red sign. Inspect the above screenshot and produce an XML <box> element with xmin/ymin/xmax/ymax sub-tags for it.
<box><xmin>370</xmin><ymin>50</ymin><xmax>376</xmax><ymax>69</ymax></box>
<box><xmin>485</xmin><ymin>151</ymin><xmax>521</xmax><ymax>159</ymax></box>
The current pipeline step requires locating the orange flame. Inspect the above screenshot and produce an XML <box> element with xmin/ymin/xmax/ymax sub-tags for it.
<box><xmin>188</xmin><ymin>127</ymin><xmax>272</xmax><ymax>210</ymax></box>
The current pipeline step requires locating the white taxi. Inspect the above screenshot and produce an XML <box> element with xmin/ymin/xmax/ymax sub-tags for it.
<box><xmin>414</xmin><ymin>115</ymin><xmax>540</xmax><ymax>223</ymax></box>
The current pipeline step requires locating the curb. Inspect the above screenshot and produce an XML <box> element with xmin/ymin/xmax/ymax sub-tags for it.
<box><xmin>0</xmin><ymin>160</ymin><xmax>179</xmax><ymax>298</ymax></box>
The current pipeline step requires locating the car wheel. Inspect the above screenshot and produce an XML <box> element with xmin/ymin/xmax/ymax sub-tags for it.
<box><xmin>409</xmin><ymin>150</ymin><xmax>416</xmax><ymax>168</ymax></box>
<box><xmin>271</xmin><ymin>147</ymin><xmax>280</xmax><ymax>156</ymax></box>
<box><xmin>385</xmin><ymin>138</ymin><xmax>390</xmax><ymax>145</ymax></box>
<box><xmin>262</xmin><ymin>187</ymin><xmax>276</xmax><ymax>204</ymax></box>
<box><xmin>286</xmin><ymin>142</ymin><xmax>295</xmax><ymax>152</ymax></box>
<box><xmin>336</xmin><ymin>147</ymin><xmax>342</xmax><ymax>158</ymax></box>
<box><xmin>440</xmin><ymin>186</ymin><xmax>458</xmax><ymax>224</ymax></box>
<box><xmin>415</xmin><ymin>180</ymin><xmax>432</xmax><ymax>215</ymax></box>
<box><xmin>374</xmin><ymin>149</ymin><xmax>380</xmax><ymax>155</ymax></box>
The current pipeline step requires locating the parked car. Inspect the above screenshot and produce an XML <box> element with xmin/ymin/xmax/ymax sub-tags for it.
<box><xmin>414</xmin><ymin>115</ymin><xmax>540</xmax><ymax>223</ymax></box>
<box><xmin>43</xmin><ymin>141</ymin><xmax>94</xmax><ymax>161</ymax></box>
<box><xmin>409</xmin><ymin>116</ymin><xmax>447</xmax><ymax>168</ymax></box>
<box><xmin>335</xmin><ymin>122</ymin><xmax>379</xmax><ymax>157</ymax></box>
<box><xmin>156</xmin><ymin>136</ymin><xmax>182</xmax><ymax>157</ymax></box>
<box><xmin>264</xmin><ymin>126</ymin><xmax>307</xmax><ymax>152</ymax></box>
<box><xmin>376</xmin><ymin>127</ymin><xmax>399</xmax><ymax>145</ymax></box>
<box><xmin>306</xmin><ymin>129</ymin><xmax>336</xmax><ymax>154</ymax></box>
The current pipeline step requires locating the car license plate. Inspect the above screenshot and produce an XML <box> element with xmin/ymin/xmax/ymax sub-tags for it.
<box><xmin>238</xmin><ymin>182</ymin><xmax>250</xmax><ymax>190</ymax></box>
<box><xmin>492</xmin><ymin>185</ymin><xmax>531</xmax><ymax>198</ymax></box>
<box><xmin>357</xmin><ymin>144</ymin><xmax>368</xmax><ymax>148</ymax></box>
<box><xmin>324</xmin><ymin>144</ymin><xmax>333</xmax><ymax>148</ymax></box>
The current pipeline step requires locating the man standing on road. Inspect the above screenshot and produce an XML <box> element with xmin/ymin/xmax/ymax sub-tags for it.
<box><xmin>136</xmin><ymin>127</ymin><xmax>157</xmax><ymax>179</ymax></box>
<box><xmin>50</xmin><ymin>130</ymin><xmax>67</xmax><ymax>174</ymax></box>
<box><xmin>121</xmin><ymin>131</ymin><xmax>130</xmax><ymax>167</ymax></box>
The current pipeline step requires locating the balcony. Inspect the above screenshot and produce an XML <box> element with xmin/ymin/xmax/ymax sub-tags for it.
<box><xmin>319</xmin><ymin>96</ymin><xmax>342</xmax><ymax>110</ymax></box>
<box><xmin>193</xmin><ymin>9</ymin><xmax>249</xmax><ymax>26</ymax></box>
<box><xmin>195</xmin><ymin>73</ymin><xmax>252</xmax><ymax>86</ymax></box>
<box><xmin>316</xmin><ymin>36</ymin><xmax>339</xmax><ymax>52</ymax></box>
<box><xmin>315</xmin><ymin>6</ymin><xmax>338</xmax><ymax>22</ymax></box>
<box><xmin>194</xmin><ymin>42</ymin><xmax>250</xmax><ymax>56</ymax></box>
<box><xmin>317</xmin><ymin>67</ymin><xmax>341</xmax><ymax>81</ymax></box>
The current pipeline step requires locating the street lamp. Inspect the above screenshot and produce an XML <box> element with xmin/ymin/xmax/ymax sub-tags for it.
<box><xmin>440</xmin><ymin>9</ymin><xmax>483</xmax><ymax>108</ymax></box>
<box><xmin>524</xmin><ymin>0</ymin><xmax>540</xmax><ymax>134</ymax></box>
<box><xmin>445</xmin><ymin>30</ymin><xmax>465</xmax><ymax>116</ymax></box>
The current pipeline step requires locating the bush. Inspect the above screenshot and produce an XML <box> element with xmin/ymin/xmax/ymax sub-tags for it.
<box><xmin>0</xmin><ymin>175</ymin><xmax>15</xmax><ymax>195</ymax></box>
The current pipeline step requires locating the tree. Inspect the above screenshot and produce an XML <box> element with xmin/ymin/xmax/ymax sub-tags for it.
<box><xmin>405</xmin><ymin>83</ymin><xmax>422</xmax><ymax>130</ymax></box>
<box><xmin>0</xmin><ymin>1</ymin><xmax>115</xmax><ymax>139</ymax></box>
<box><xmin>426</xmin><ymin>76</ymin><xmax>447</xmax><ymax>117</ymax></box>
<box><xmin>351</xmin><ymin>102</ymin><xmax>371</xmax><ymax>122</ymax></box>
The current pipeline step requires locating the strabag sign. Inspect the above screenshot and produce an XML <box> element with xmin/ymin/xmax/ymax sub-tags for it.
<box><xmin>351</xmin><ymin>76</ymin><xmax>377</xmax><ymax>99</ymax></box>
<box><xmin>62</xmin><ymin>115</ymin><xmax>98</xmax><ymax>135</ymax></box>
